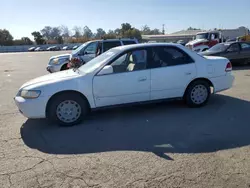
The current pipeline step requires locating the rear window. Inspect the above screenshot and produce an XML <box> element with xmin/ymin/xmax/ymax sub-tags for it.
<box><xmin>122</xmin><ymin>40</ymin><xmax>136</xmax><ymax>45</ymax></box>
<box><xmin>103</xmin><ymin>41</ymin><xmax>121</xmax><ymax>52</ymax></box>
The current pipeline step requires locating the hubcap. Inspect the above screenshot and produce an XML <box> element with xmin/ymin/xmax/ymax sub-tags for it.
<box><xmin>190</xmin><ymin>84</ymin><xmax>208</xmax><ymax>104</ymax></box>
<box><xmin>56</xmin><ymin>100</ymin><xmax>81</xmax><ymax>123</ymax></box>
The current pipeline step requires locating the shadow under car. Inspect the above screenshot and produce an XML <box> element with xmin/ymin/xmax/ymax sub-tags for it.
<box><xmin>21</xmin><ymin>94</ymin><xmax>250</xmax><ymax>159</ymax></box>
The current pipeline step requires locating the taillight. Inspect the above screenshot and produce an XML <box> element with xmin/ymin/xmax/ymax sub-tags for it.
<box><xmin>225</xmin><ymin>62</ymin><xmax>232</xmax><ymax>72</ymax></box>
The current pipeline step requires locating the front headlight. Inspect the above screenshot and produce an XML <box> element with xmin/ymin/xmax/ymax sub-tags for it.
<box><xmin>20</xmin><ymin>90</ymin><xmax>41</xmax><ymax>99</ymax></box>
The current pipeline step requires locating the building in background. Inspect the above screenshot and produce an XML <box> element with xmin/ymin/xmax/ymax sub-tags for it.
<box><xmin>142</xmin><ymin>26</ymin><xmax>249</xmax><ymax>43</ymax></box>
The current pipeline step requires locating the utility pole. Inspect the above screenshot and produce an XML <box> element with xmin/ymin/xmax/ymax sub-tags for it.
<box><xmin>162</xmin><ymin>24</ymin><xmax>165</xmax><ymax>35</ymax></box>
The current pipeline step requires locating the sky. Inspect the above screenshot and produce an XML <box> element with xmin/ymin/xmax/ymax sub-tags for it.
<box><xmin>1</xmin><ymin>0</ymin><xmax>250</xmax><ymax>39</ymax></box>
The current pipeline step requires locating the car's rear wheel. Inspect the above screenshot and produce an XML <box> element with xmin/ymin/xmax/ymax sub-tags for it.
<box><xmin>47</xmin><ymin>93</ymin><xmax>89</xmax><ymax>126</ymax></box>
<box><xmin>185</xmin><ymin>80</ymin><xmax>210</xmax><ymax>107</ymax></box>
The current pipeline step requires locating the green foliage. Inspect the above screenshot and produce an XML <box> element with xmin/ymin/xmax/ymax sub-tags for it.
<box><xmin>0</xmin><ymin>29</ymin><xmax>13</xmax><ymax>46</ymax></box>
<box><xmin>141</xmin><ymin>25</ymin><xmax>161</xmax><ymax>35</ymax></box>
<box><xmin>187</xmin><ymin>27</ymin><xmax>201</xmax><ymax>30</ymax></box>
<box><xmin>31</xmin><ymin>31</ymin><xmax>45</xmax><ymax>45</ymax></box>
<box><xmin>95</xmin><ymin>28</ymin><xmax>106</xmax><ymax>39</ymax></box>
<box><xmin>13</xmin><ymin>37</ymin><xmax>33</xmax><ymax>45</ymax></box>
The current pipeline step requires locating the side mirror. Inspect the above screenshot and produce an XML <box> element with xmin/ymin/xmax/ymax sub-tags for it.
<box><xmin>84</xmin><ymin>51</ymin><xmax>88</xmax><ymax>55</ymax></box>
<box><xmin>98</xmin><ymin>65</ymin><xmax>113</xmax><ymax>76</ymax></box>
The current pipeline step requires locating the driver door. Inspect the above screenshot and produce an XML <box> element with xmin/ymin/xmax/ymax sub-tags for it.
<box><xmin>93</xmin><ymin>49</ymin><xmax>150</xmax><ymax>107</ymax></box>
<box><xmin>80</xmin><ymin>41</ymin><xmax>98</xmax><ymax>62</ymax></box>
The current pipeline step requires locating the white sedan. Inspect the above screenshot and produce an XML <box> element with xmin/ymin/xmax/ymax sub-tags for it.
<box><xmin>14</xmin><ymin>43</ymin><xmax>234</xmax><ymax>126</ymax></box>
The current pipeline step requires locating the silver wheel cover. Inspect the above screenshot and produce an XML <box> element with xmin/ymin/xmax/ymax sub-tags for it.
<box><xmin>190</xmin><ymin>84</ymin><xmax>208</xmax><ymax>105</ymax></box>
<box><xmin>56</xmin><ymin>100</ymin><xmax>81</xmax><ymax>123</ymax></box>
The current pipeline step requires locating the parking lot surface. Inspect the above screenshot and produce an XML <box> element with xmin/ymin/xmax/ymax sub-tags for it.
<box><xmin>0</xmin><ymin>51</ymin><xmax>250</xmax><ymax>188</ymax></box>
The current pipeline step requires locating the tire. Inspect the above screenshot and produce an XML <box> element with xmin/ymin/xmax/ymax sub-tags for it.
<box><xmin>47</xmin><ymin>93</ymin><xmax>89</xmax><ymax>126</ymax></box>
<box><xmin>60</xmin><ymin>64</ymin><xmax>69</xmax><ymax>71</ymax></box>
<box><xmin>185</xmin><ymin>80</ymin><xmax>210</xmax><ymax>108</ymax></box>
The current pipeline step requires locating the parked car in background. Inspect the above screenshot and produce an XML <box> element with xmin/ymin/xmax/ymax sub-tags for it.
<box><xmin>62</xmin><ymin>46</ymin><xmax>69</xmax><ymax>50</ymax></box>
<box><xmin>200</xmin><ymin>42</ymin><xmax>250</xmax><ymax>65</ymax></box>
<box><xmin>15</xmin><ymin>43</ymin><xmax>234</xmax><ymax>126</ymax></box>
<box><xmin>28</xmin><ymin>47</ymin><xmax>36</xmax><ymax>52</ymax></box>
<box><xmin>46</xmin><ymin>38</ymin><xmax>138</xmax><ymax>73</ymax></box>
<box><xmin>72</xmin><ymin>45</ymin><xmax>78</xmax><ymax>50</ymax></box>
<box><xmin>177</xmin><ymin>40</ymin><xmax>186</xmax><ymax>46</ymax></box>
<box><xmin>46</xmin><ymin>46</ymin><xmax>61</xmax><ymax>51</ymax></box>
<box><xmin>34</xmin><ymin>47</ymin><xmax>44</xmax><ymax>51</ymax></box>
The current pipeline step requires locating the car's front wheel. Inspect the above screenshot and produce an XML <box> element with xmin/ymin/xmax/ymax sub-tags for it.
<box><xmin>47</xmin><ymin>93</ymin><xmax>89</xmax><ymax>126</ymax></box>
<box><xmin>185</xmin><ymin>80</ymin><xmax>210</xmax><ymax>107</ymax></box>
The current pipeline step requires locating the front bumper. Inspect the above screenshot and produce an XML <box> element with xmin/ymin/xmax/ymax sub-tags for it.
<box><xmin>14</xmin><ymin>96</ymin><xmax>47</xmax><ymax>119</ymax></box>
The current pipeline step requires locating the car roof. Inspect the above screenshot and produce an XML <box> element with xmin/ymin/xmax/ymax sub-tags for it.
<box><xmin>89</xmin><ymin>38</ymin><xmax>137</xmax><ymax>42</ymax></box>
<box><xmin>113</xmin><ymin>43</ymin><xmax>183</xmax><ymax>51</ymax></box>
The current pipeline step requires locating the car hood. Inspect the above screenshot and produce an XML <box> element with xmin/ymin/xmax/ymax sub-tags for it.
<box><xmin>186</xmin><ymin>39</ymin><xmax>207</xmax><ymax>46</ymax></box>
<box><xmin>20</xmin><ymin>70</ymin><xmax>81</xmax><ymax>90</ymax></box>
<box><xmin>49</xmin><ymin>53</ymin><xmax>71</xmax><ymax>60</ymax></box>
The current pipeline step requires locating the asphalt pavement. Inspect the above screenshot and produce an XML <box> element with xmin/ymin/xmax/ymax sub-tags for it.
<box><xmin>0</xmin><ymin>51</ymin><xmax>250</xmax><ymax>188</ymax></box>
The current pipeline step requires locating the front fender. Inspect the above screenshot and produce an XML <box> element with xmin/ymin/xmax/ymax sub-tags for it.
<box><xmin>41</xmin><ymin>76</ymin><xmax>96</xmax><ymax>109</ymax></box>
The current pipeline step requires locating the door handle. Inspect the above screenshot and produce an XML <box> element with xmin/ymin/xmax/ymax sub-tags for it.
<box><xmin>138</xmin><ymin>77</ymin><xmax>147</xmax><ymax>82</ymax></box>
<box><xmin>185</xmin><ymin>72</ymin><xmax>191</xmax><ymax>75</ymax></box>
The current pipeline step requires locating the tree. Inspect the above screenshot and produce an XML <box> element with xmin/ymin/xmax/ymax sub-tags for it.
<box><xmin>83</xmin><ymin>26</ymin><xmax>93</xmax><ymax>39</ymax></box>
<box><xmin>123</xmin><ymin>28</ymin><xmax>142</xmax><ymax>41</ymax></box>
<box><xmin>60</xmin><ymin>25</ymin><xmax>70</xmax><ymax>38</ymax></box>
<box><xmin>114</xmin><ymin>28</ymin><xmax>120</xmax><ymax>36</ymax></box>
<box><xmin>40</xmin><ymin>26</ymin><xmax>52</xmax><ymax>40</ymax></box>
<box><xmin>95</xmin><ymin>28</ymin><xmax>106</xmax><ymax>39</ymax></box>
<box><xmin>31</xmin><ymin>31</ymin><xmax>45</xmax><ymax>45</ymax></box>
<box><xmin>13</xmin><ymin>37</ymin><xmax>33</xmax><ymax>45</ymax></box>
<box><xmin>0</xmin><ymin>29</ymin><xmax>13</xmax><ymax>46</ymax></box>
<box><xmin>141</xmin><ymin>25</ymin><xmax>151</xmax><ymax>35</ymax></box>
<box><xmin>103</xmin><ymin>30</ymin><xmax>116</xmax><ymax>39</ymax></box>
<box><xmin>50</xmin><ymin>27</ymin><xmax>61</xmax><ymax>39</ymax></box>
<box><xmin>73</xmin><ymin>26</ymin><xmax>82</xmax><ymax>38</ymax></box>
<box><xmin>150</xmin><ymin>28</ymin><xmax>161</xmax><ymax>35</ymax></box>
<box><xmin>187</xmin><ymin>27</ymin><xmax>201</xmax><ymax>30</ymax></box>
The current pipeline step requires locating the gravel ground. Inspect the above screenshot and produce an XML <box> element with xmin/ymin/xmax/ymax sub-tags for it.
<box><xmin>0</xmin><ymin>51</ymin><xmax>250</xmax><ymax>188</ymax></box>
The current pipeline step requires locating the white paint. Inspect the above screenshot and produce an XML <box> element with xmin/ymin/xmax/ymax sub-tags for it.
<box><xmin>14</xmin><ymin>43</ymin><xmax>235</xmax><ymax>119</ymax></box>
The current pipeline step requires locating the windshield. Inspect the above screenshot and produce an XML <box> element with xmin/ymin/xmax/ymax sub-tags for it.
<box><xmin>72</xmin><ymin>42</ymin><xmax>91</xmax><ymax>55</ymax></box>
<box><xmin>196</xmin><ymin>33</ymin><xmax>209</xmax><ymax>40</ymax></box>
<box><xmin>208</xmin><ymin>43</ymin><xmax>230</xmax><ymax>52</ymax></box>
<box><xmin>79</xmin><ymin>49</ymin><xmax>119</xmax><ymax>73</ymax></box>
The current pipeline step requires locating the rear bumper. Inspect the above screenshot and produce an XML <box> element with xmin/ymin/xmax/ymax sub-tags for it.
<box><xmin>210</xmin><ymin>74</ymin><xmax>235</xmax><ymax>93</ymax></box>
<box><xmin>14</xmin><ymin>96</ymin><xmax>47</xmax><ymax>119</ymax></box>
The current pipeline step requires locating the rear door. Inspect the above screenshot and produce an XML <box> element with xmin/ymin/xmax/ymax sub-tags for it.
<box><xmin>148</xmin><ymin>46</ymin><xmax>196</xmax><ymax>100</ymax></box>
<box><xmin>239</xmin><ymin>43</ymin><xmax>250</xmax><ymax>63</ymax></box>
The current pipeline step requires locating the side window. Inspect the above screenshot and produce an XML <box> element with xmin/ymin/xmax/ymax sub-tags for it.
<box><xmin>84</xmin><ymin>42</ymin><xmax>97</xmax><ymax>54</ymax></box>
<box><xmin>110</xmin><ymin>50</ymin><xmax>147</xmax><ymax>73</ymax></box>
<box><xmin>103</xmin><ymin>41</ymin><xmax>121</xmax><ymax>52</ymax></box>
<box><xmin>211</xmin><ymin>34</ymin><xmax>215</xmax><ymax>40</ymax></box>
<box><xmin>227</xmin><ymin>43</ymin><xmax>240</xmax><ymax>52</ymax></box>
<box><xmin>240</xmin><ymin>43</ymin><xmax>250</xmax><ymax>49</ymax></box>
<box><xmin>148</xmin><ymin>47</ymin><xmax>193</xmax><ymax>69</ymax></box>
<box><xmin>122</xmin><ymin>41</ymin><xmax>136</xmax><ymax>45</ymax></box>
<box><xmin>214</xmin><ymin>33</ymin><xmax>219</xmax><ymax>39</ymax></box>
